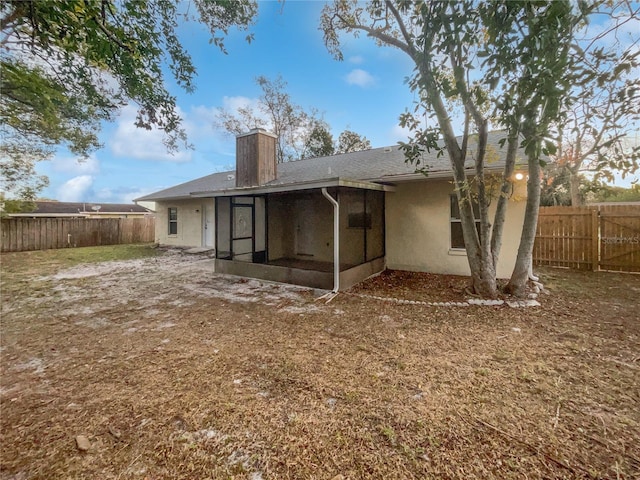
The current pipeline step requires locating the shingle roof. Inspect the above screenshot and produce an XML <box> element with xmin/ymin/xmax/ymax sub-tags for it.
<box><xmin>32</xmin><ymin>201</ymin><xmax>152</xmax><ymax>214</ymax></box>
<box><xmin>137</xmin><ymin>131</ymin><xmax>521</xmax><ymax>202</ymax></box>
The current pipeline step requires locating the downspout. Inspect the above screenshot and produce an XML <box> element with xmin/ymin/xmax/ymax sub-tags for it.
<box><xmin>321</xmin><ymin>188</ymin><xmax>339</xmax><ymax>293</ymax></box>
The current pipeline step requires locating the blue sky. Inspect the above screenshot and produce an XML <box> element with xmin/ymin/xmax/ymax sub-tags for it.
<box><xmin>36</xmin><ymin>1</ymin><xmax>638</xmax><ymax>204</ymax></box>
<box><xmin>37</xmin><ymin>1</ymin><xmax>420</xmax><ymax>204</ymax></box>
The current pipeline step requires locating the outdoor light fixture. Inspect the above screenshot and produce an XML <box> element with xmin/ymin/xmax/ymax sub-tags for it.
<box><xmin>514</xmin><ymin>172</ymin><xmax>524</xmax><ymax>181</ymax></box>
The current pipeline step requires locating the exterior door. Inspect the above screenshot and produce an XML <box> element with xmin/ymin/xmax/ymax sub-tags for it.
<box><xmin>202</xmin><ymin>202</ymin><xmax>215</xmax><ymax>247</ymax></box>
<box><xmin>295</xmin><ymin>197</ymin><xmax>315</xmax><ymax>256</ymax></box>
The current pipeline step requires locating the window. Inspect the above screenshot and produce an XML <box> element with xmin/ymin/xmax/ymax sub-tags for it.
<box><xmin>168</xmin><ymin>207</ymin><xmax>178</xmax><ymax>235</ymax></box>
<box><xmin>450</xmin><ymin>194</ymin><xmax>480</xmax><ymax>249</ymax></box>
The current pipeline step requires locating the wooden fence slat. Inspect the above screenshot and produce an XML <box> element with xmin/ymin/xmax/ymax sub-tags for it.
<box><xmin>535</xmin><ymin>205</ymin><xmax>640</xmax><ymax>273</ymax></box>
<box><xmin>0</xmin><ymin>217</ymin><xmax>156</xmax><ymax>252</ymax></box>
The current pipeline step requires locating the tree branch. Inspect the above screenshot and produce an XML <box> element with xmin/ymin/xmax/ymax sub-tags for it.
<box><xmin>384</xmin><ymin>0</ymin><xmax>416</xmax><ymax>57</ymax></box>
<box><xmin>1</xmin><ymin>5</ymin><xmax>22</xmax><ymax>32</ymax></box>
<box><xmin>335</xmin><ymin>12</ymin><xmax>414</xmax><ymax>57</ymax></box>
<box><xmin>91</xmin><ymin>15</ymin><xmax>132</xmax><ymax>52</ymax></box>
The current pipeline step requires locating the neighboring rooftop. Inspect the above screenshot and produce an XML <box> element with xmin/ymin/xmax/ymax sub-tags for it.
<box><xmin>137</xmin><ymin>131</ymin><xmax>521</xmax><ymax>202</ymax></box>
<box><xmin>11</xmin><ymin>201</ymin><xmax>153</xmax><ymax>216</ymax></box>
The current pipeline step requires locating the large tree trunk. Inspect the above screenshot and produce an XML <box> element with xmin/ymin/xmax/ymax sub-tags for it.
<box><xmin>490</xmin><ymin>135</ymin><xmax>518</xmax><ymax>270</ymax></box>
<box><xmin>418</xmin><ymin>65</ymin><xmax>499</xmax><ymax>298</ymax></box>
<box><xmin>506</xmin><ymin>151</ymin><xmax>542</xmax><ymax>297</ymax></box>
<box><xmin>466</xmin><ymin>247</ymin><xmax>498</xmax><ymax>298</ymax></box>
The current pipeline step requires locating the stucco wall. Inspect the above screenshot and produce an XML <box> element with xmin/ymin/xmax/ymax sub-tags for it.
<box><xmin>155</xmin><ymin>199</ymin><xmax>209</xmax><ymax>247</ymax></box>
<box><xmin>385</xmin><ymin>178</ymin><xmax>527</xmax><ymax>279</ymax></box>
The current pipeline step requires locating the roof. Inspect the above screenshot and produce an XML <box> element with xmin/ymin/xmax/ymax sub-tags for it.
<box><xmin>24</xmin><ymin>201</ymin><xmax>152</xmax><ymax>215</ymax></box>
<box><xmin>137</xmin><ymin>131</ymin><xmax>523</xmax><ymax>202</ymax></box>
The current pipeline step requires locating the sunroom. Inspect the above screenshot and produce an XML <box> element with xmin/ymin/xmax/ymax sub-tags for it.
<box><xmin>194</xmin><ymin>179</ymin><xmax>390</xmax><ymax>291</ymax></box>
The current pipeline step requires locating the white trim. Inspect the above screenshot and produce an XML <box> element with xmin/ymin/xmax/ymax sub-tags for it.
<box><xmin>322</xmin><ymin>188</ymin><xmax>340</xmax><ymax>293</ymax></box>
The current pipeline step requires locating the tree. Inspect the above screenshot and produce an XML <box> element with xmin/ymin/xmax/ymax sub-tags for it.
<box><xmin>584</xmin><ymin>182</ymin><xmax>640</xmax><ymax>203</ymax></box>
<box><xmin>217</xmin><ymin>74</ymin><xmax>372</xmax><ymax>162</ymax></box>
<box><xmin>321</xmin><ymin>0</ymin><xmax>581</xmax><ymax>297</ymax></box>
<box><xmin>527</xmin><ymin>3</ymin><xmax>640</xmax><ymax>208</ymax></box>
<box><xmin>555</xmin><ymin>5</ymin><xmax>640</xmax><ymax>206</ymax></box>
<box><xmin>216</xmin><ymin>75</ymin><xmax>317</xmax><ymax>163</ymax></box>
<box><xmin>303</xmin><ymin>126</ymin><xmax>372</xmax><ymax>158</ymax></box>
<box><xmin>540</xmin><ymin>163</ymin><xmax>574</xmax><ymax>207</ymax></box>
<box><xmin>0</xmin><ymin>0</ymin><xmax>257</xmax><ymax>200</ymax></box>
<box><xmin>303</xmin><ymin>122</ymin><xmax>335</xmax><ymax>158</ymax></box>
<box><xmin>336</xmin><ymin>129</ymin><xmax>371</xmax><ymax>154</ymax></box>
<box><xmin>0</xmin><ymin>194</ymin><xmax>36</xmax><ymax>217</ymax></box>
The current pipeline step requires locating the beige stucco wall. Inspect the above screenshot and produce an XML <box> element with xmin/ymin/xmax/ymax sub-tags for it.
<box><xmin>155</xmin><ymin>199</ymin><xmax>212</xmax><ymax>247</ymax></box>
<box><xmin>385</xmin><ymin>178</ymin><xmax>527</xmax><ymax>279</ymax></box>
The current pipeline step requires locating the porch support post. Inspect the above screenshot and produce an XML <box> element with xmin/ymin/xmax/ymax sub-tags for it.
<box><xmin>322</xmin><ymin>188</ymin><xmax>339</xmax><ymax>292</ymax></box>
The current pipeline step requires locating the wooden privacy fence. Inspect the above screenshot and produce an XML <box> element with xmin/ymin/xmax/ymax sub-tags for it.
<box><xmin>534</xmin><ymin>204</ymin><xmax>640</xmax><ymax>273</ymax></box>
<box><xmin>1</xmin><ymin>217</ymin><xmax>155</xmax><ymax>253</ymax></box>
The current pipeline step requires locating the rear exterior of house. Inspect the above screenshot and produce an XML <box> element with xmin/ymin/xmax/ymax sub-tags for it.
<box><xmin>138</xmin><ymin>129</ymin><xmax>527</xmax><ymax>290</ymax></box>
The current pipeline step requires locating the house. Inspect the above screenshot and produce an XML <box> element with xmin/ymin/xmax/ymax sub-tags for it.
<box><xmin>7</xmin><ymin>201</ymin><xmax>154</xmax><ymax>218</ymax></box>
<box><xmin>136</xmin><ymin>129</ymin><xmax>527</xmax><ymax>291</ymax></box>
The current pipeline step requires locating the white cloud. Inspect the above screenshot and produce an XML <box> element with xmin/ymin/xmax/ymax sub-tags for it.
<box><xmin>117</xmin><ymin>187</ymin><xmax>155</xmax><ymax>204</ymax></box>
<box><xmin>345</xmin><ymin>69</ymin><xmax>375</xmax><ymax>88</ymax></box>
<box><xmin>51</xmin><ymin>154</ymin><xmax>100</xmax><ymax>174</ymax></box>
<box><xmin>212</xmin><ymin>96</ymin><xmax>273</xmax><ymax>139</ymax></box>
<box><xmin>57</xmin><ymin>175</ymin><xmax>94</xmax><ymax>202</ymax></box>
<box><xmin>219</xmin><ymin>96</ymin><xmax>269</xmax><ymax>126</ymax></box>
<box><xmin>96</xmin><ymin>185</ymin><xmax>156</xmax><ymax>204</ymax></box>
<box><xmin>183</xmin><ymin>104</ymin><xmax>229</xmax><ymax>143</ymax></box>
<box><xmin>110</xmin><ymin>104</ymin><xmax>192</xmax><ymax>162</ymax></box>
<box><xmin>390</xmin><ymin>123</ymin><xmax>413</xmax><ymax>142</ymax></box>
<box><xmin>348</xmin><ymin>55</ymin><xmax>364</xmax><ymax>64</ymax></box>
<box><xmin>221</xmin><ymin>95</ymin><xmax>260</xmax><ymax>113</ymax></box>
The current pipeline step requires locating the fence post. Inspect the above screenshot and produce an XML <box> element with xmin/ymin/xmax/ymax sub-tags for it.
<box><xmin>591</xmin><ymin>208</ymin><xmax>599</xmax><ymax>272</ymax></box>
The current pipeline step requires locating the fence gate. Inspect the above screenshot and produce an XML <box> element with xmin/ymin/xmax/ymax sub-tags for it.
<box><xmin>598</xmin><ymin>205</ymin><xmax>640</xmax><ymax>272</ymax></box>
<box><xmin>534</xmin><ymin>204</ymin><xmax>640</xmax><ymax>273</ymax></box>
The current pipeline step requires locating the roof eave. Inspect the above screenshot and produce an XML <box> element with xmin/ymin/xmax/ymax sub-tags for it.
<box><xmin>190</xmin><ymin>177</ymin><xmax>396</xmax><ymax>198</ymax></box>
<box><xmin>366</xmin><ymin>164</ymin><xmax>519</xmax><ymax>183</ymax></box>
<box><xmin>134</xmin><ymin>194</ymin><xmax>193</xmax><ymax>202</ymax></box>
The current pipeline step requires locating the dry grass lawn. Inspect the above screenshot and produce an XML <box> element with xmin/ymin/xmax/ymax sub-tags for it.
<box><xmin>1</xmin><ymin>245</ymin><xmax>639</xmax><ymax>479</ymax></box>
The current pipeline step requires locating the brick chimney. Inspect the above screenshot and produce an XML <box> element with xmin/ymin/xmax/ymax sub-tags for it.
<box><xmin>235</xmin><ymin>129</ymin><xmax>277</xmax><ymax>187</ymax></box>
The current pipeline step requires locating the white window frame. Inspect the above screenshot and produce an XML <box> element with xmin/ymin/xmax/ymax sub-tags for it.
<box><xmin>168</xmin><ymin>207</ymin><xmax>178</xmax><ymax>236</ymax></box>
<box><xmin>450</xmin><ymin>194</ymin><xmax>480</xmax><ymax>250</ymax></box>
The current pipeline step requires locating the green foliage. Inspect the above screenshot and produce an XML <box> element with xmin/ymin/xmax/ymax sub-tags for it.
<box><xmin>552</xmin><ymin>3</ymin><xmax>640</xmax><ymax>205</ymax></box>
<box><xmin>303</xmin><ymin>123</ymin><xmax>335</xmax><ymax>158</ymax></box>
<box><xmin>336</xmin><ymin>129</ymin><xmax>371</xmax><ymax>154</ymax></box>
<box><xmin>583</xmin><ymin>179</ymin><xmax>640</xmax><ymax>203</ymax></box>
<box><xmin>540</xmin><ymin>163</ymin><xmax>574</xmax><ymax>206</ymax></box>
<box><xmin>0</xmin><ymin>0</ymin><xmax>257</xmax><ymax>200</ymax></box>
<box><xmin>0</xmin><ymin>198</ymin><xmax>36</xmax><ymax>216</ymax></box>
<box><xmin>541</xmin><ymin>161</ymin><xmax>640</xmax><ymax>206</ymax></box>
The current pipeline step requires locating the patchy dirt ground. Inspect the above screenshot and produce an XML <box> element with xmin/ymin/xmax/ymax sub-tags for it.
<box><xmin>1</xmin><ymin>246</ymin><xmax>639</xmax><ymax>479</ymax></box>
